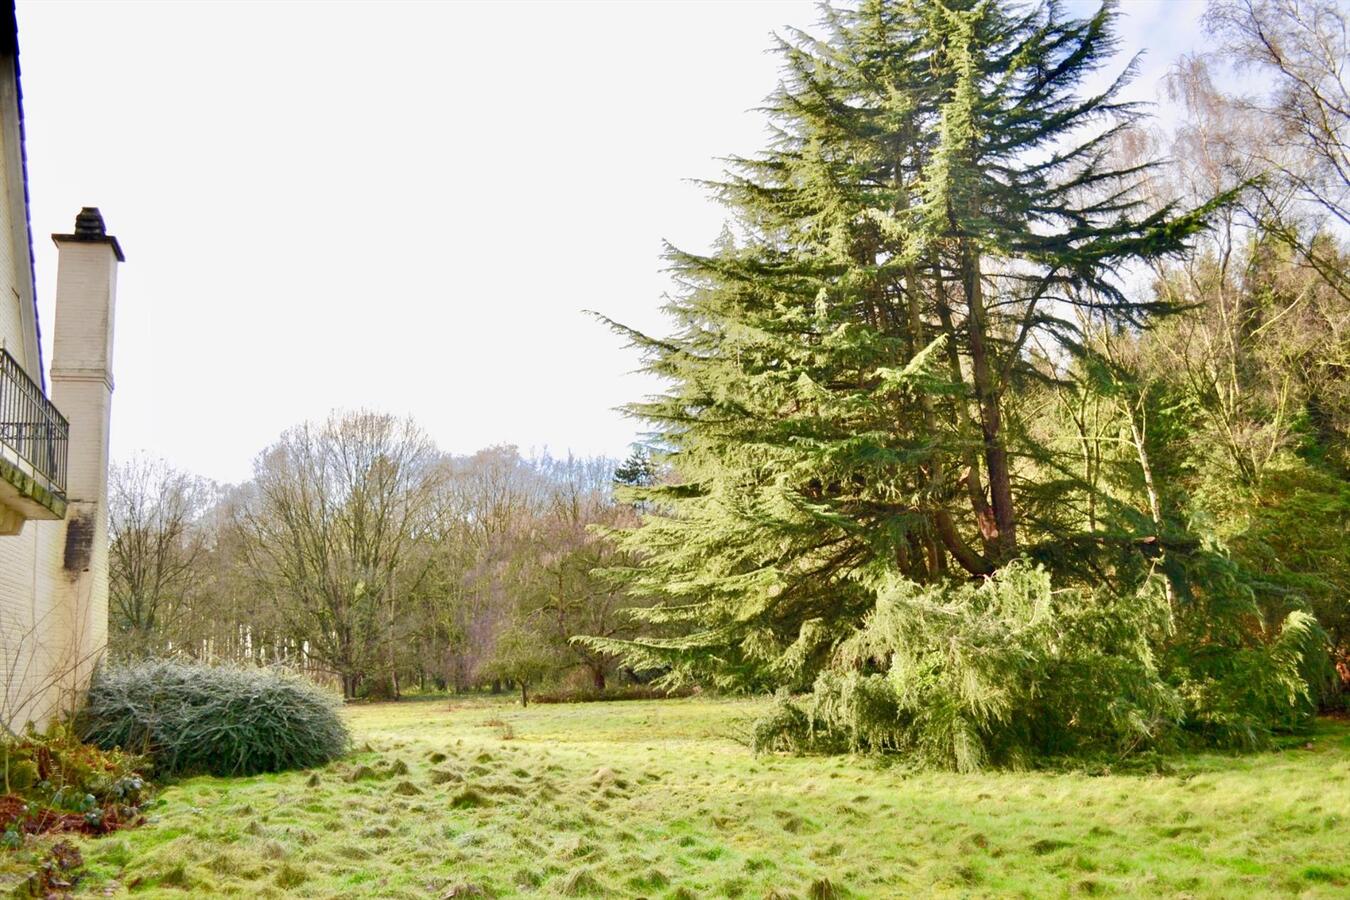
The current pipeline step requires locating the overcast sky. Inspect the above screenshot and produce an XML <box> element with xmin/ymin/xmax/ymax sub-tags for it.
<box><xmin>16</xmin><ymin>0</ymin><xmax>1207</xmax><ymax>485</ymax></box>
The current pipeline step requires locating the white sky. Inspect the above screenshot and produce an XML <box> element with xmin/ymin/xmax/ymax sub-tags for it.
<box><xmin>16</xmin><ymin>0</ymin><xmax>1206</xmax><ymax>485</ymax></box>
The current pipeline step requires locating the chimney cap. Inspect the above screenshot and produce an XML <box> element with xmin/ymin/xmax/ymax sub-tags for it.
<box><xmin>53</xmin><ymin>206</ymin><xmax>125</xmax><ymax>261</ymax></box>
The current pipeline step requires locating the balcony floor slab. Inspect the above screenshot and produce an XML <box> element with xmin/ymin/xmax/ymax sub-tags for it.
<box><xmin>0</xmin><ymin>454</ymin><xmax>67</xmax><ymax>530</ymax></box>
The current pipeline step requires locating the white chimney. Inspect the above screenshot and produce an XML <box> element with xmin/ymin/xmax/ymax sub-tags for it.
<box><xmin>49</xmin><ymin>207</ymin><xmax>122</xmax><ymax>686</ymax></box>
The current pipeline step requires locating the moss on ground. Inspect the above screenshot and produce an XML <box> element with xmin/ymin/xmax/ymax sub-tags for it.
<box><xmin>56</xmin><ymin>696</ymin><xmax>1350</xmax><ymax>898</ymax></box>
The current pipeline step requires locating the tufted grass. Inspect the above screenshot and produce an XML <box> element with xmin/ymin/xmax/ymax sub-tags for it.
<box><xmin>64</xmin><ymin>696</ymin><xmax>1350</xmax><ymax>898</ymax></box>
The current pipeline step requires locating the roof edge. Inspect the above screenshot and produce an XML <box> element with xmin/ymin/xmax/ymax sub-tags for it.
<box><xmin>2</xmin><ymin>1</ymin><xmax>43</xmax><ymax>394</ymax></box>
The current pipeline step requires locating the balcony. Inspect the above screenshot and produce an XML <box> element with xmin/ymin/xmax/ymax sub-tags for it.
<box><xmin>0</xmin><ymin>347</ymin><xmax>67</xmax><ymax>533</ymax></box>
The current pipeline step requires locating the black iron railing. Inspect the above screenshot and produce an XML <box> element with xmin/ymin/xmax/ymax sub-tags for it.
<box><xmin>0</xmin><ymin>347</ymin><xmax>68</xmax><ymax>498</ymax></box>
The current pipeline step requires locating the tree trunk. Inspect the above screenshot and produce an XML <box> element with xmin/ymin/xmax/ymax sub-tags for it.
<box><xmin>1124</xmin><ymin>388</ymin><xmax>1176</xmax><ymax>607</ymax></box>
<box><xmin>934</xmin><ymin>509</ymin><xmax>995</xmax><ymax>576</ymax></box>
<box><xmin>961</xmin><ymin>241</ymin><xmax>1017</xmax><ymax>560</ymax></box>
<box><xmin>592</xmin><ymin>667</ymin><xmax>606</xmax><ymax>692</ymax></box>
<box><xmin>933</xmin><ymin>265</ymin><xmax>1000</xmax><ymax>555</ymax></box>
<box><xmin>519</xmin><ymin>682</ymin><xmax>528</xmax><ymax>707</ymax></box>
<box><xmin>903</xmin><ymin>237</ymin><xmax>940</xmax><ymax>585</ymax></box>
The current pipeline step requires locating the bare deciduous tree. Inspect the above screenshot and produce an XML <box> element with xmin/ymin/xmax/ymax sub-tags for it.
<box><xmin>235</xmin><ymin>411</ymin><xmax>441</xmax><ymax>698</ymax></box>
<box><xmin>1182</xmin><ymin>0</ymin><xmax>1350</xmax><ymax>298</ymax></box>
<box><xmin>108</xmin><ymin>456</ymin><xmax>213</xmax><ymax>656</ymax></box>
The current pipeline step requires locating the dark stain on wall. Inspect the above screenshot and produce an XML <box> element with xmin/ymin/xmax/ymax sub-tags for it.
<box><xmin>64</xmin><ymin>514</ymin><xmax>93</xmax><ymax>572</ymax></box>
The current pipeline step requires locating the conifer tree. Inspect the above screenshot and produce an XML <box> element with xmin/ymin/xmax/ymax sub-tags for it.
<box><xmin>592</xmin><ymin>0</ymin><xmax>1222</xmax><ymax>688</ymax></box>
<box><xmin>613</xmin><ymin>447</ymin><xmax>657</xmax><ymax>490</ymax></box>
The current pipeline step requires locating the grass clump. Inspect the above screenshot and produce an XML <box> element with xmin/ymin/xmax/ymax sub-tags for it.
<box><xmin>275</xmin><ymin>862</ymin><xmax>308</xmax><ymax>888</ymax></box>
<box><xmin>627</xmin><ymin>867</ymin><xmax>669</xmax><ymax>890</ymax></box>
<box><xmin>79</xmin><ymin>660</ymin><xmax>349</xmax><ymax>776</ymax></box>
<box><xmin>557</xmin><ymin>865</ymin><xmax>606</xmax><ymax>896</ymax></box>
<box><xmin>450</xmin><ymin>786</ymin><xmax>491</xmax><ymax>808</ymax></box>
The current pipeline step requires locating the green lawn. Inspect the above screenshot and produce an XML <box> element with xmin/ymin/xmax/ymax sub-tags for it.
<box><xmin>69</xmin><ymin>696</ymin><xmax>1349</xmax><ymax>898</ymax></box>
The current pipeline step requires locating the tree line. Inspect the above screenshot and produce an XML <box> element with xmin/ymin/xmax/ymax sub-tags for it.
<box><xmin>107</xmin><ymin>421</ymin><xmax>657</xmax><ymax>701</ymax></box>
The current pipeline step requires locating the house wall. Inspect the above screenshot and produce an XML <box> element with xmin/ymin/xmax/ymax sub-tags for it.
<box><xmin>0</xmin><ymin>48</ymin><xmax>71</xmax><ymax>730</ymax></box>
<box><xmin>0</xmin><ymin>514</ymin><xmax>69</xmax><ymax>730</ymax></box>
<box><xmin>0</xmin><ymin>57</ymin><xmax>113</xmax><ymax>731</ymax></box>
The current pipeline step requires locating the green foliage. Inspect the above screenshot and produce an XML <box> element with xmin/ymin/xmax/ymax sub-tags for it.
<box><xmin>0</xmin><ymin>726</ymin><xmax>149</xmax><ymax>842</ymax></box>
<box><xmin>613</xmin><ymin>447</ymin><xmax>657</xmax><ymax>490</ymax></box>
<box><xmin>1170</xmin><ymin>610</ymin><xmax>1322</xmax><ymax>748</ymax></box>
<box><xmin>586</xmin><ymin>0</ymin><xmax>1335</xmax><ymax>765</ymax></box>
<box><xmin>1201</xmin><ymin>461</ymin><xmax>1350</xmax><ymax>698</ymax></box>
<box><xmin>1129</xmin><ymin>227</ymin><xmax>1350</xmax><ymax>699</ymax></box>
<box><xmin>595</xmin><ymin>0</ymin><xmax>1218</xmax><ymax>684</ymax></box>
<box><xmin>78</xmin><ymin>661</ymin><xmax>349</xmax><ymax>776</ymax></box>
<box><xmin>530</xmin><ymin>684</ymin><xmax>695</xmax><ymax>704</ymax></box>
<box><xmin>753</xmin><ymin>564</ymin><xmax>1183</xmax><ymax>768</ymax></box>
<box><xmin>754</xmin><ymin>556</ymin><xmax>1324</xmax><ymax>767</ymax></box>
<box><xmin>1161</xmin><ymin>548</ymin><xmax>1328</xmax><ymax>747</ymax></box>
<box><xmin>480</xmin><ymin>623</ymin><xmax>565</xmax><ymax>706</ymax></box>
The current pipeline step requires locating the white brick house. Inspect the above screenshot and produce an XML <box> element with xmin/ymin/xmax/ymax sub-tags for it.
<box><xmin>0</xmin><ymin>2</ymin><xmax>120</xmax><ymax>732</ymax></box>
